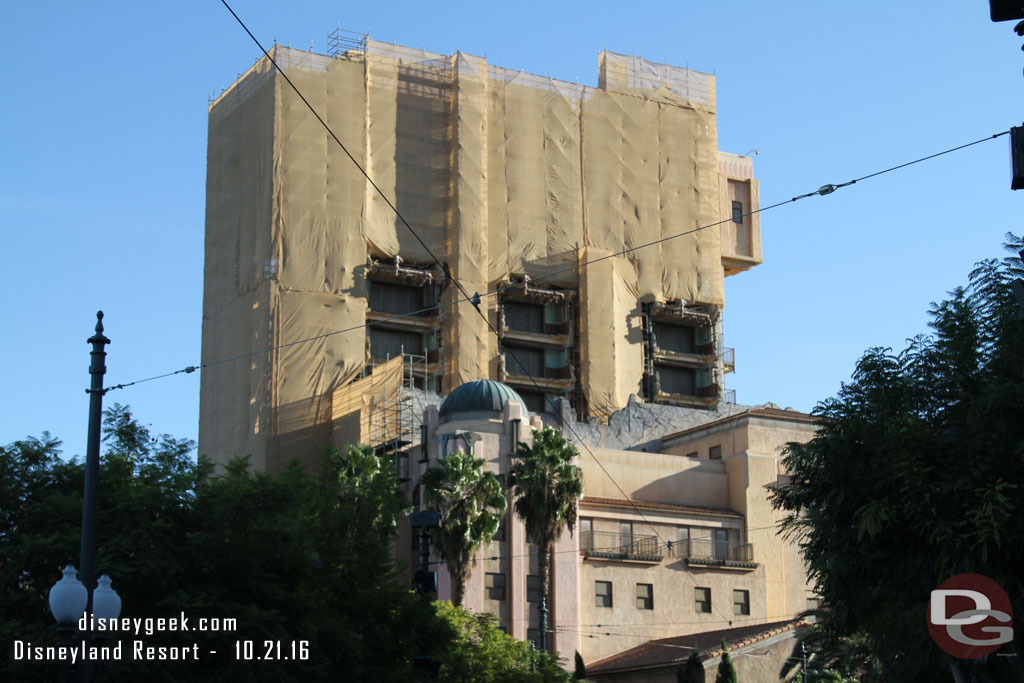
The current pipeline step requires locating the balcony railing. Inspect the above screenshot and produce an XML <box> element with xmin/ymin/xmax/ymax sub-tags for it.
<box><xmin>722</xmin><ymin>347</ymin><xmax>735</xmax><ymax>372</ymax></box>
<box><xmin>670</xmin><ymin>539</ymin><xmax>755</xmax><ymax>567</ymax></box>
<box><xmin>580</xmin><ymin>531</ymin><xmax>663</xmax><ymax>562</ymax></box>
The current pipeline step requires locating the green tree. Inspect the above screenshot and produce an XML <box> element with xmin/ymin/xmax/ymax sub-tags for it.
<box><xmin>508</xmin><ymin>427</ymin><xmax>583</xmax><ymax>652</ymax></box>
<box><xmin>715</xmin><ymin>638</ymin><xmax>737</xmax><ymax>683</ymax></box>
<box><xmin>0</xmin><ymin>407</ymin><xmax>444</xmax><ymax>682</ymax></box>
<box><xmin>574</xmin><ymin>650</ymin><xmax>586</xmax><ymax>680</ymax></box>
<box><xmin>678</xmin><ymin>649</ymin><xmax>704</xmax><ymax>683</ymax></box>
<box><xmin>420</xmin><ymin>450</ymin><xmax>506</xmax><ymax>606</ymax></box>
<box><xmin>770</xmin><ymin>235</ymin><xmax>1024</xmax><ymax>682</ymax></box>
<box><xmin>433</xmin><ymin>601</ymin><xmax>570</xmax><ymax>682</ymax></box>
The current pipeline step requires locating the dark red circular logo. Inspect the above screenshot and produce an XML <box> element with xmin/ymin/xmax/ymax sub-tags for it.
<box><xmin>927</xmin><ymin>573</ymin><xmax>1013</xmax><ymax>659</ymax></box>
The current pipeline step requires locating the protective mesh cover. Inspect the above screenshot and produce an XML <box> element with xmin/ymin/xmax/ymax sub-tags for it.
<box><xmin>201</xmin><ymin>44</ymin><xmax>730</xmax><ymax>465</ymax></box>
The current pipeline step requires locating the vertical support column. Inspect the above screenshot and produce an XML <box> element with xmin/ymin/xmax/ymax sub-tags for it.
<box><xmin>448</xmin><ymin>53</ymin><xmax>490</xmax><ymax>387</ymax></box>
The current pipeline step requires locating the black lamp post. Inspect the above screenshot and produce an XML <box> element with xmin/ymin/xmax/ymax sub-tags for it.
<box><xmin>81</xmin><ymin>311</ymin><xmax>109</xmax><ymax>618</ymax></box>
<box><xmin>47</xmin><ymin>312</ymin><xmax>121</xmax><ymax>681</ymax></box>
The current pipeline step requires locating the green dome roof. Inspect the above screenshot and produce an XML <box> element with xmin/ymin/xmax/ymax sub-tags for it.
<box><xmin>439</xmin><ymin>380</ymin><xmax>529</xmax><ymax>421</ymax></box>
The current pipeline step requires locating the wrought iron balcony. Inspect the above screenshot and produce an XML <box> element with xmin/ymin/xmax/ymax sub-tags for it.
<box><xmin>669</xmin><ymin>538</ymin><xmax>756</xmax><ymax>569</ymax></box>
<box><xmin>722</xmin><ymin>347</ymin><xmax>735</xmax><ymax>373</ymax></box>
<box><xmin>580</xmin><ymin>531</ymin><xmax>663</xmax><ymax>562</ymax></box>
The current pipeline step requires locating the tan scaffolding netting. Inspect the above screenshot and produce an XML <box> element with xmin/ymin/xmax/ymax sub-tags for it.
<box><xmin>201</xmin><ymin>43</ymin><xmax>728</xmax><ymax>466</ymax></box>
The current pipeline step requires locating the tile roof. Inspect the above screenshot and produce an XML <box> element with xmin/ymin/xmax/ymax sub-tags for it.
<box><xmin>588</xmin><ymin>619</ymin><xmax>803</xmax><ymax>675</ymax></box>
<box><xmin>581</xmin><ymin>496</ymin><xmax>742</xmax><ymax>519</ymax></box>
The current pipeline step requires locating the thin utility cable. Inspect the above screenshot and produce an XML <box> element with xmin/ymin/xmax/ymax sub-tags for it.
<box><xmin>218</xmin><ymin>0</ymin><xmax>483</xmax><ymax>324</ymax></box>
<box><xmin>102</xmin><ymin>127</ymin><xmax>1009</xmax><ymax>393</ymax></box>
<box><xmin>218</xmin><ymin>0</ymin><xmax>671</xmax><ymax>559</ymax></box>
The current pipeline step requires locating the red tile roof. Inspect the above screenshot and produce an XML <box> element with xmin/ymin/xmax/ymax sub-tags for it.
<box><xmin>581</xmin><ymin>496</ymin><xmax>742</xmax><ymax>519</ymax></box>
<box><xmin>588</xmin><ymin>619</ymin><xmax>803</xmax><ymax>675</ymax></box>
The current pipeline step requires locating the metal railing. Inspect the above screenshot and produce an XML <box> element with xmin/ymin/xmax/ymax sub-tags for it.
<box><xmin>670</xmin><ymin>539</ymin><xmax>754</xmax><ymax>564</ymax></box>
<box><xmin>580</xmin><ymin>531</ymin><xmax>663</xmax><ymax>561</ymax></box>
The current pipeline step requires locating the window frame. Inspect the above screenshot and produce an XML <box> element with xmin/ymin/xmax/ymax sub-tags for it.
<box><xmin>636</xmin><ymin>583</ymin><xmax>654</xmax><ymax>610</ymax></box>
<box><xmin>595</xmin><ymin>580</ymin><xmax>613</xmax><ymax>608</ymax></box>
<box><xmin>527</xmin><ymin>575</ymin><xmax>540</xmax><ymax>604</ymax></box>
<box><xmin>504</xmin><ymin>300</ymin><xmax>545</xmax><ymax>333</ymax></box>
<box><xmin>655</xmin><ymin>364</ymin><xmax>697</xmax><ymax>396</ymax></box>
<box><xmin>731</xmin><ymin>200</ymin><xmax>744</xmax><ymax>224</ymax></box>
<box><xmin>485</xmin><ymin>572</ymin><xmax>506</xmax><ymax>601</ymax></box>
<box><xmin>368</xmin><ymin>280</ymin><xmax>425</xmax><ymax>316</ymax></box>
<box><xmin>695</xmin><ymin>587</ymin><xmax>712</xmax><ymax>613</ymax></box>
<box><xmin>733</xmin><ymin>589</ymin><xmax>750</xmax><ymax>616</ymax></box>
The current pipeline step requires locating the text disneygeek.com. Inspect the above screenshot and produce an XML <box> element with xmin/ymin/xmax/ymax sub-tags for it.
<box><xmin>9</xmin><ymin>612</ymin><xmax>314</xmax><ymax>665</ymax></box>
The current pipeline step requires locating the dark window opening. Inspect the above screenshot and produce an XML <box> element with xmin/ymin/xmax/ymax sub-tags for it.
<box><xmin>505</xmin><ymin>301</ymin><xmax>544</xmax><ymax>333</ymax></box>
<box><xmin>656</xmin><ymin>365</ymin><xmax>696</xmax><ymax>395</ymax></box>
<box><xmin>370</xmin><ymin>328</ymin><xmax>424</xmax><ymax>359</ymax></box>
<box><xmin>527</xmin><ymin>575</ymin><xmax>540</xmax><ymax>603</ymax></box>
<box><xmin>486</xmin><ymin>573</ymin><xmax>506</xmax><ymax>601</ymax></box>
<box><xmin>369</xmin><ymin>281</ymin><xmax>425</xmax><ymax>315</ymax></box>
<box><xmin>504</xmin><ymin>345</ymin><xmax>543</xmax><ymax>378</ymax></box>
<box><xmin>654</xmin><ymin>322</ymin><xmax>696</xmax><ymax>354</ymax></box>
<box><xmin>709</xmin><ymin>445</ymin><xmax>722</xmax><ymax>460</ymax></box>
<box><xmin>732</xmin><ymin>200</ymin><xmax>743</xmax><ymax>224</ymax></box>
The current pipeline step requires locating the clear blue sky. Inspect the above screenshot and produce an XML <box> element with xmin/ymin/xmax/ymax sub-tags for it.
<box><xmin>4</xmin><ymin>2</ymin><xmax>1021</xmax><ymax>456</ymax></box>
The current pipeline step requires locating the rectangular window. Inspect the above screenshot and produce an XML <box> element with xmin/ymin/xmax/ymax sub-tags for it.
<box><xmin>709</xmin><ymin>445</ymin><xmax>722</xmax><ymax>460</ymax></box>
<box><xmin>369</xmin><ymin>328</ymin><xmax>424</xmax><ymax>359</ymax></box>
<box><xmin>695</xmin><ymin>587</ymin><xmax>711</xmax><ymax>613</ymax></box>
<box><xmin>654</xmin><ymin>322</ymin><xmax>696</xmax><ymax>354</ymax></box>
<box><xmin>595</xmin><ymin>581</ymin><xmax>613</xmax><ymax>608</ymax></box>
<box><xmin>505</xmin><ymin>301</ymin><xmax>544</xmax><ymax>333</ymax></box>
<box><xmin>620</xmin><ymin>521</ymin><xmax>633</xmax><ymax>552</ymax></box>
<box><xmin>677</xmin><ymin>526</ymin><xmax>690</xmax><ymax>557</ymax></box>
<box><xmin>734</xmin><ymin>589</ymin><xmax>750</xmax><ymax>615</ymax></box>
<box><xmin>527</xmin><ymin>628</ymin><xmax>541</xmax><ymax>645</ymax></box>
<box><xmin>807</xmin><ymin>598</ymin><xmax>820</xmax><ymax>624</ymax></box>
<box><xmin>504</xmin><ymin>345</ymin><xmax>544</xmax><ymax>377</ymax></box>
<box><xmin>493</xmin><ymin>515</ymin><xmax>506</xmax><ymax>543</ymax></box>
<box><xmin>369</xmin><ymin>281</ymin><xmax>424</xmax><ymax>315</ymax></box>
<box><xmin>686</xmin><ymin>451</ymin><xmax>698</xmax><ymax>459</ymax></box>
<box><xmin>580</xmin><ymin>518</ymin><xmax>593</xmax><ymax>552</ymax></box>
<box><xmin>714</xmin><ymin>528</ymin><xmax>729</xmax><ymax>560</ymax></box>
<box><xmin>656</xmin><ymin>365</ymin><xmax>697</xmax><ymax>395</ymax></box>
<box><xmin>485</xmin><ymin>573</ymin><xmax>506</xmax><ymax>601</ymax></box>
<box><xmin>732</xmin><ymin>200</ymin><xmax>743</xmax><ymax>224</ymax></box>
<box><xmin>527</xmin><ymin>575</ymin><xmax>540</xmax><ymax>603</ymax></box>
<box><xmin>636</xmin><ymin>583</ymin><xmax>653</xmax><ymax>610</ymax></box>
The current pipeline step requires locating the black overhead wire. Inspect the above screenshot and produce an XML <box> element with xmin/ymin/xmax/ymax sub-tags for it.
<box><xmin>115</xmin><ymin>4</ymin><xmax>1010</xmax><ymax>556</ymax></box>
<box><xmin>101</xmin><ymin>121</ymin><xmax>1009</xmax><ymax>394</ymax></box>
<box><xmin>102</xmin><ymin>120</ymin><xmax>1011</xmax><ymax>394</ymax></box>
<box><xmin>114</xmin><ymin>5</ymin><xmax>1012</xmax><ymax>603</ymax></box>
<box><xmin>123</xmin><ymin>5</ymin><xmax>1005</xmax><ymax>626</ymax></box>
<box><xmin>213</xmin><ymin>0</ymin><xmax>671</xmax><ymax>544</ymax></box>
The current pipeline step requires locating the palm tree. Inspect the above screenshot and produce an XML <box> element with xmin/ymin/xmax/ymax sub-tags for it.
<box><xmin>420</xmin><ymin>450</ymin><xmax>507</xmax><ymax>607</ymax></box>
<box><xmin>508</xmin><ymin>426</ymin><xmax>583</xmax><ymax>652</ymax></box>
